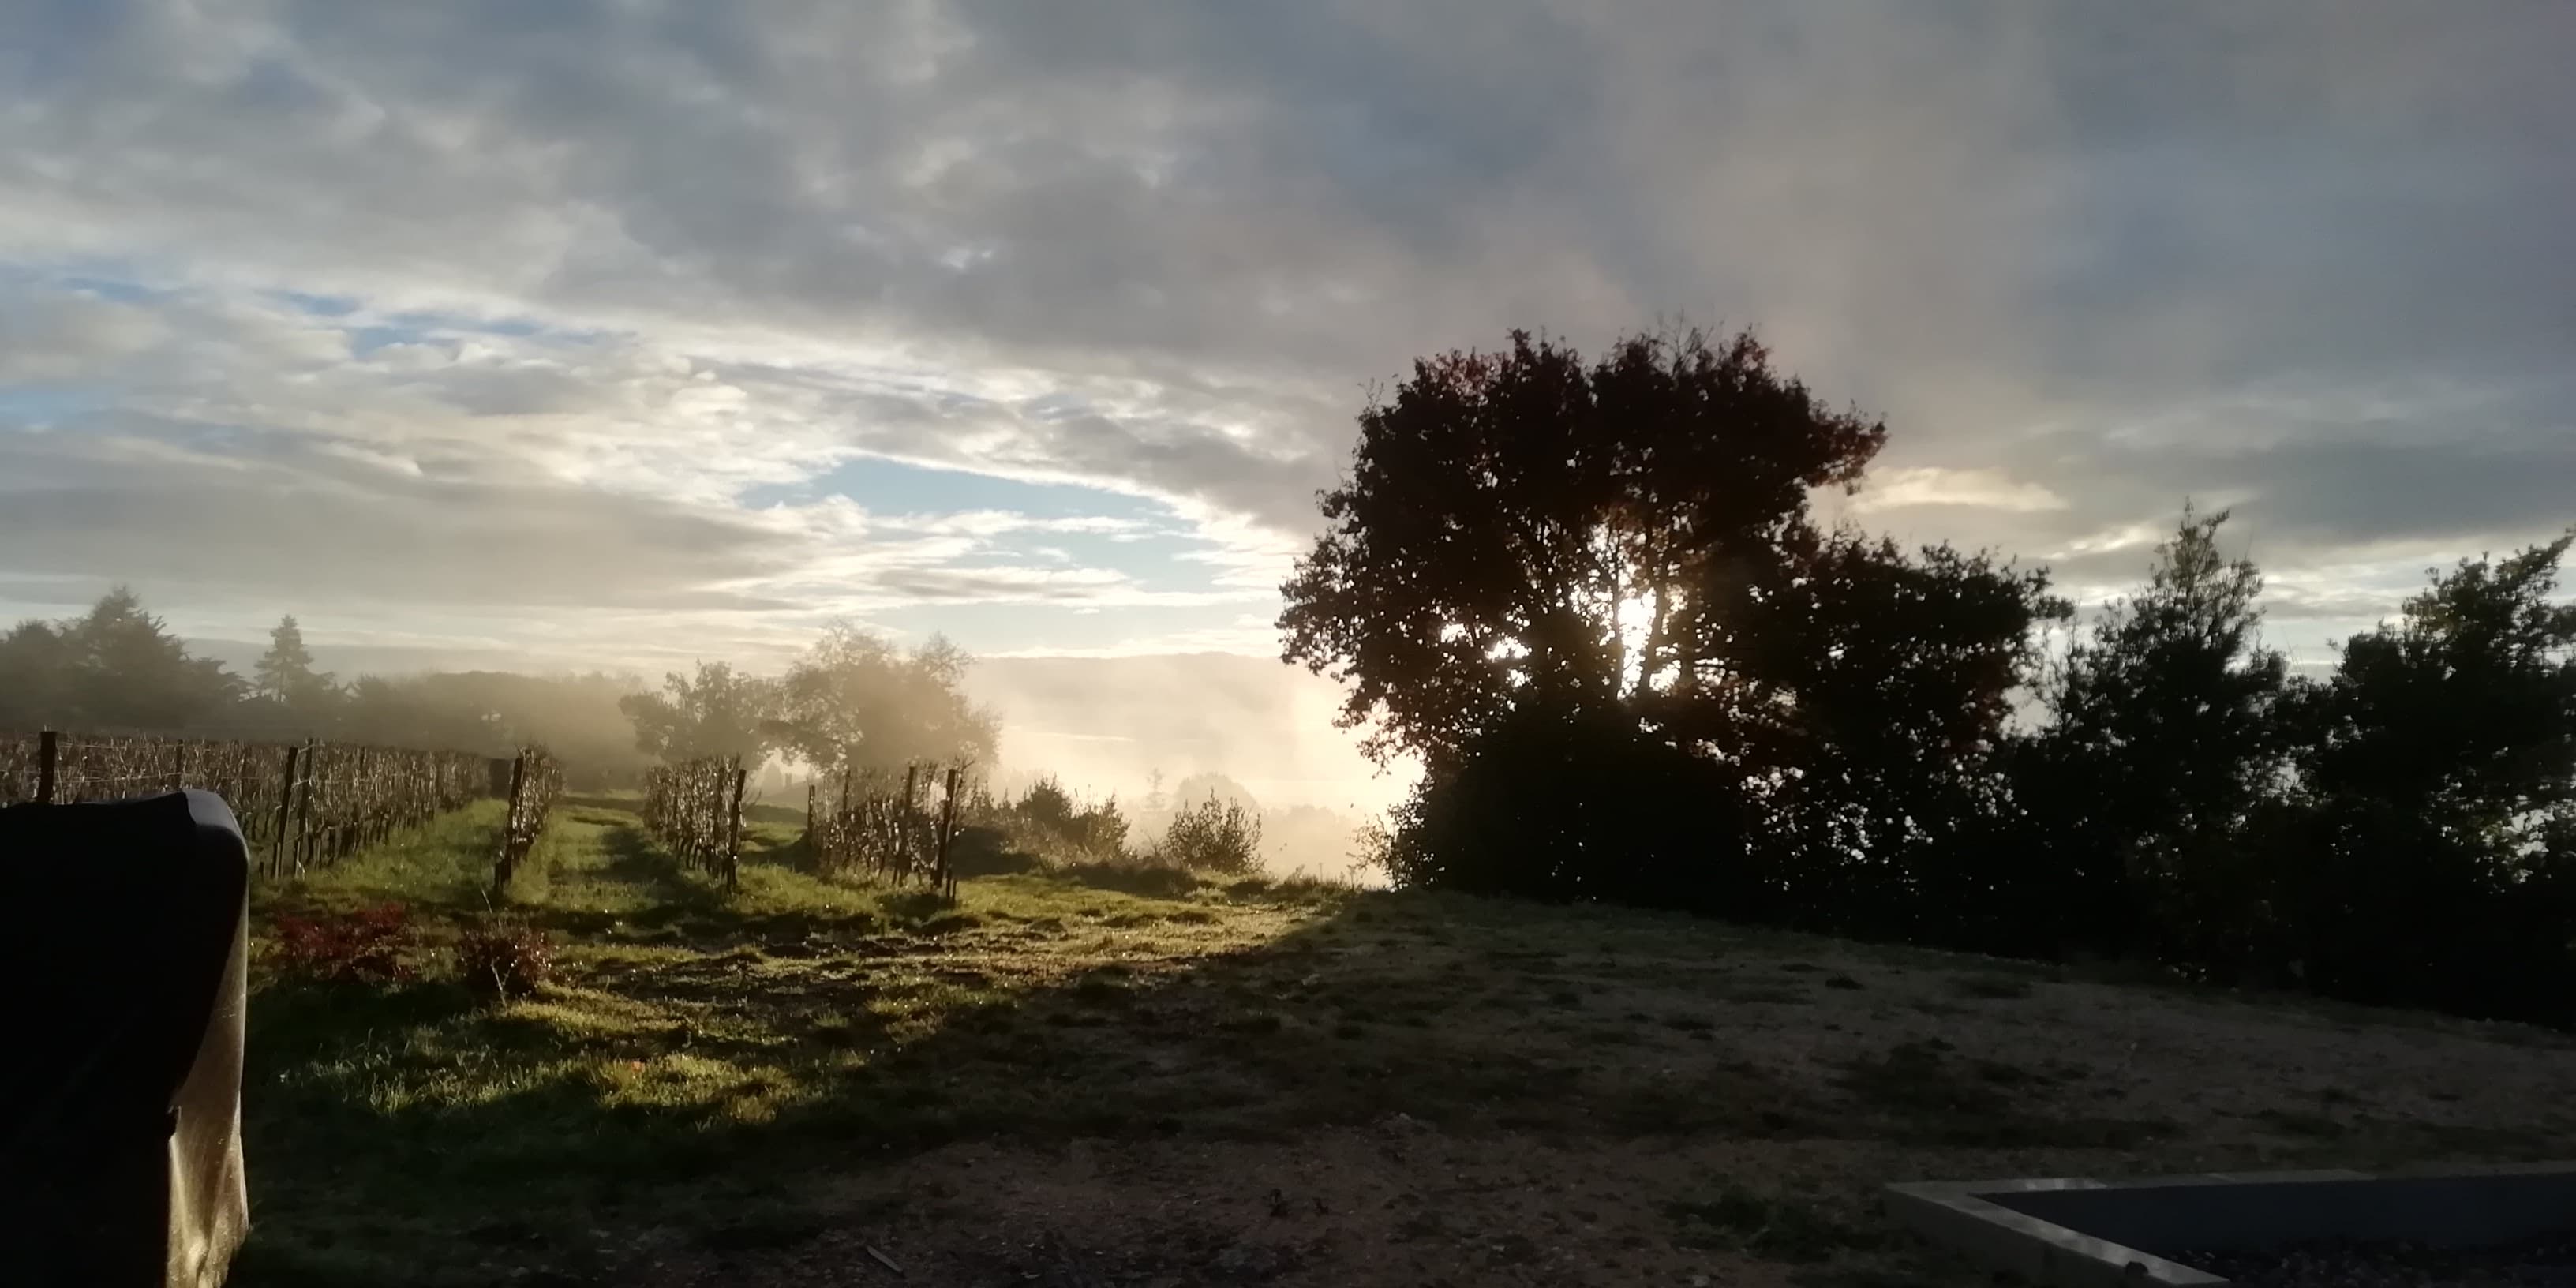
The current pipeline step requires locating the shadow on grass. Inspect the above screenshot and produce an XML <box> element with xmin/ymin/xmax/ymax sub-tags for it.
<box><xmin>234</xmin><ymin>873</ymin><xmax>1846</xmax><ymax>1288</ymax></box>
<box><xmin>227</xmin><ymin>862</ymin><xmax>1369</xmax><ymax>1286</ymax></box>
<box><xmin>230</xmin><ymin>813</ymin><xmax>2268</xmax><ymax>1288</ymax></box>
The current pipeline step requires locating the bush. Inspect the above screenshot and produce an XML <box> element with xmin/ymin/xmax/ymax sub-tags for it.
<box><xmin>1016</xmin><ymin>776</ymin><xmax>1078</xmax><ymax>835</ymax></box>
<box><xmin>1000</xmin><ymin>781</ymin><xmax>1133</xmax><ymax>864</ymax></box>
<box><xmin>1154</xmin><ymin>795</ymin><xmax>1263</xmax><ymax>874</ymax></box>
<box><xmin>1387</xmin><ymin>703</ymin><xmax>1744</xmax><ymax>911</ymax></box>
<box><xmin>456</xmin><ymin>916</ymin><xmax>554</xmax><ymax>1001</ymax></box>
<box><xmin>266</xmin><ymin>903</ymin><xmax>415</xmax><ymax>983</ymax></box>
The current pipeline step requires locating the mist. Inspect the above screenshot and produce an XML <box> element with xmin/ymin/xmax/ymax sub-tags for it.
<box><xmin>178</xmin><ymin>622</ymin><xmax>1401</xmax><ymax>878</ymax></box>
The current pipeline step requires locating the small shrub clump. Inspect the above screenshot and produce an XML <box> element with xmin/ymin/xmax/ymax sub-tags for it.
<box><xmin>456</xmin><ymin>916</ymin><xmax>555</xmax><ymax>1001</ymax></box>
<box><xmin>1005</xmin><ymin>777</ymin><xmax>1133</xmax><ymax>863</ymax></box>
<box><xmin>266</xmin><ymin>903</ymin><xmax>416</xmax><ymax>983</ymax></box>
<box><xmin>1154</xmin><ymin>795</ymin><xmax>1263</xmax><ymax>874</ymax></box>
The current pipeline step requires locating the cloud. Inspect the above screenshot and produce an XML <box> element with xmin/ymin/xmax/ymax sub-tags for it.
<box><xmin>0</xmin><ymin>286</ymin><xmax>170</xmax><ymax>381</ymax></box>
<box><xmin>0</xmin><ymin>0</ymin><xmax>2566</xmax><ymax>683</ymax></box>
<box><xmin>1851</xmin><ymin>467</ymin><xmax>2069</xmax><ymax>515</ymax></box>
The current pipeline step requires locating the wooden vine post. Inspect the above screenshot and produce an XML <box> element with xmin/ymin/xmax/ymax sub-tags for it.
<box><xmin>492</xmin><ymin>750</ymin><xmax>528</xmax><ymax>897</ymax></box>
<box><xmin>936</xmin><ymin>766</ymin><xmax>962</xmax><ymax>902</ymax></box>
<box><xmin>270</xmin><ymin>743</ymin><xmax>301</xmax><ymax>878</ymax></box>
<box><xmin>726</xmin><ymin>765</ymin><xmax>748</xmax><ymax>893</ymax></box>
<box><xmin>897</xmin><ymin>763</ymin><xmax>917</xmax><ymax>881</ymax></box>
<box><xmin>292</xmin><ymin>738</ymin><xmax>319</xmax><ymax>875</ymax></box>
<box><xmin>34</xmin><ymin>729</ymin><xmax>58</xmax><ymax>805</ymax></box>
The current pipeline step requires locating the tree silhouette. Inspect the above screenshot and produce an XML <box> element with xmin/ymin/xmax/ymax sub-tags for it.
<box><xmin>2273</xmin><ymin>534</ymin><xmax>2576</xmax><ymax>1015</ymax></box>
<box><xmin>0</xmin><ymin>619</ymin><xmax>74</xmax><ymax>731</ymax></box>
<box><xmin>1279</xmin><ymin>327</ymin><xmax>2069</xmax><ymax>915</ymax></box>
<box><xmin>54</xmin><ymin>588</ymin><xmax>239</xmax><ymax>731</ymax></box>
<box><xmin>1279</xmin><ymin>328</ymin><xmax>1885</xmax><ymax>773</ymax></box>
<box><xmin>253</xmin><ymin>614</ymin><xmax>338</xmax><ymax>710</ymax></box>
<box><xmin>1710</xmin><ymin>534</ymin><xmax>2067</xmax><ymax>942</ymax></box>
<box><xmin>2017</xmin><ymin>507</ymin><xmax>2290</xmax><ymax>960</ymax></box>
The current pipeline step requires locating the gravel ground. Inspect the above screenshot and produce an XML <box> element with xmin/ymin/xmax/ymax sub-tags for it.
<box><xmin>2179</xmin><ymin>1235</ymin><xmax>2576</xmax><ymax>1287</ymax></box>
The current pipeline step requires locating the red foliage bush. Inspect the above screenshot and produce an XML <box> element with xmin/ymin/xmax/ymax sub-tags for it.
<box><xmin>267</xmin><ymin>903</ymin><xmax>415</xmax><ymax>983</ymax></box>
<box><xmin>456</xmin><ymin>918</ymin><xmax>554</xmax><ymax>1001</ymax></box>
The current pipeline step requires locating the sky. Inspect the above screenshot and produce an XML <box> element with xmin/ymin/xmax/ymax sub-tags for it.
<box><xmin>2</xmin><ymin>1</ymin><xmax>2571</xmax><ymax>803</ymax></box>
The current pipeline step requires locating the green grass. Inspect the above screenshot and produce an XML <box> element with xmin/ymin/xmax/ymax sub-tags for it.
<box><xmin>230</xmin><ymin>795</ymin><xmax>2576</xmax><ymax>1287</ymax></box>
<box><xmin>239</xmin><ymin>798</ymin><xmax>1358</xmax><ymax>1285</ymax></box>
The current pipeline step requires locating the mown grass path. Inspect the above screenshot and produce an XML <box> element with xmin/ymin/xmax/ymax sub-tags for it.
<box><xmin>238</xmin><ymin>797</ymin><xmax>2576</xmax><ymax>1287</ymax></box>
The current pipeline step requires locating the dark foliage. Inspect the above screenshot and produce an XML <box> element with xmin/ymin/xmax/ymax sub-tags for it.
<box><xmin>1280</xmin><ymin>327</ymin><xmax>1885</xmax><ymax>773</ymax></box>
<box><xmin>456</xmin><ymin>917</ymin><xmax>555</xmax><ymax>1001</ymax></box>
<box><xmin>0</xmin><ymin>587</ymin><xmax>240</xmax><ymax>733</ymax></box>
<box><xmin>267</xmin><ymin>903</ymin><xmax>417</xmax><ymax>983</ymax></box>
<box><xmin>2264</xmin><ymin>536</ymin><xmax>2576</xmax><ymax>1020</ymax></box>
<box><xmin>1294</xmin><ymin>328</ymin><xmax>2060</xmax><ymax>936</ymax></box>
<box><xmin>2013</xmin><ymin>507</ymin><xmax>2291</xmax><ymax>962</ymax></box>
<box><xmin>1297</xmin><ymin>322</ymin><xmax>2576</xmax><ymax>1027</ymax></box>
<box><xmin>1381</xmin><ymin>704</ymin><xmax>1743</xmax><ymax>908</ymax></box>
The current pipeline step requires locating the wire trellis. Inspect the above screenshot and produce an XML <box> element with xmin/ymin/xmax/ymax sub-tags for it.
<box><xmin>642</xmin><ymin>754</ymin><xmax>746</xmax><ymax>890</ymax></box>
<box><xmin>2</xmin><ymin>729</ymin><xmax>509</xmax><ymax>878</ymax></box>
<box><xmin>803</xmin><ymin>759</ymin><xmax>972</xmax><ymax>893</ymax></box>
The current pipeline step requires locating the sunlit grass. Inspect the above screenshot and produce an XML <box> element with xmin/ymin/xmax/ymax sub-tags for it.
<box><xmin>235</xmin><ymin>793</ymin><xmax>1350</xmax><ymax>1285</ymax></box>
<box><xmin>231</xmin><ymin>788</ymin><xmax>2559</xmax><ymax>1288</ymax></box>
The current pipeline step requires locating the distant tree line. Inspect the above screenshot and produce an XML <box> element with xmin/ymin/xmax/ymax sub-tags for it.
<box><xmin>0</xmin><ymin>595</ymin><xmax>666</xmax><ymax>787</ymax></box>
<box><xmin>0</xmin><ymin>594</ymin><xmax>1017</xmax><ymax>797</ymax></box>
<box><xmin>616</xmin><ymin>623</ymin><xmax>1000</xmax><ymax>777</ymax></box>
<box><xmin>0</xmin><ymin>591</ymin><xmax>1315</xmax><ymax>874</ymax></box>
<box><xmin>1282</xmin><ymin>326</ymin><xmax>2576</xmax><ymax>1026</ymax></box>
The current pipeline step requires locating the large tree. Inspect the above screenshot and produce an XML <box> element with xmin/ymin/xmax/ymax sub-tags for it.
<box><xmin>0</xmin><ymin>619</ymin><xmax>75</xmax><ymax>731</ymax></box>
<box><xmin>253</xmin><ymin>613</ymin><xmax>338</xmax><ymax>710</ymax></box>
<box><xmin>617</xmin><ymin>661</ymin><xmax>777</xmax><ymax>765</ymax></box>
<box><xmin>2016</xmin><ymin>507</ymin><xmax>2290</xmax><ymax>960</ymax></box>
<box><xmin>1279</xmin><ymin>328</ymin><xmax>1886</xmax><ymax>773</ymax></box>
<box><xmin>1709</xmin><ymin>533</ymin><xmax>2068</xmax><ymax>941</ymax></box>
<box><xmin>2272</xmin><ymin>534</ymin><xmax>2576</xmax><ymax>1016</ymax></box>
<box><xmin>769</xmin><ymin>624</ymin><xmax>998</xmax><ymax>774</ymax></box>
<box><xmin>57</xmin><ymin>588</ymin><xmax>240</xmax><ymax>730</ymax></box>
<box><xmin>1282</xmin><ymin>327</ymin><xmax>2074</xmax><ymax>918</ymax></box>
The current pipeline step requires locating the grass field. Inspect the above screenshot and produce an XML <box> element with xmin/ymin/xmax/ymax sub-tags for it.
<box><xmin>237</xmin><ymin>796</ymin><xmax>2576</xmax><ymax>1287</ymax></box>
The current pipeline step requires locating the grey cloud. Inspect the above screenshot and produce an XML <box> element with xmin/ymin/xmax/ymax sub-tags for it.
<box><xmin>0</xmin><ymin>426</ymin><xmax>788</xmax><ymax>611</ymax></box>
<box><xmin>0</xmin><ymin>288</ymin><xmax>167</xmax><ymax>380</ymax></box>
<box><xmin>0</xmin><ymin>0</ymin><xmax>2569</xmax><ymax>658</ymax></box>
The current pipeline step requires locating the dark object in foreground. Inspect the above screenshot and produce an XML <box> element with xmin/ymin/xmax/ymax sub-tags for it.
<box><xmin>0</xmin><ymin>790</ymin><xmax>250</xmax><ymax>1286</ymax></box>
<box><xmin>1888</xmin><ymin>1163</ymin><xmax>2576</xmax><ymax>1287</ymax></box>
<box><xmin>2181</xmin><ymin>1233</ymin><xmax>2576</xmax><ymax>1287</ymax></box>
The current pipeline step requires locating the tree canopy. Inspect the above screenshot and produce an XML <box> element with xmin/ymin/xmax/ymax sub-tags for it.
<box><xmin>1279</xmin><ymin>328</ymin><xmax>1887</xmax><ymax>772</ymax></box>
<box><xmin>1281</xmin><ymin>327</ymin><xmax>2061</xmax><ymax>923</ymax></box>
<box><xmin>1285</xmin><ymin>320</ymin><xmax>2576</xmax><ymax>1027</ymax></box>
<box><xmin>617</xmin><ymin>661</ymin><xmax>777</xmax><ymax>764</ymax></box>
<box><xmin>2016</xmin><ymin>507</ymin><xmax>2290</xmax><ymax>958</ymax></box>
<box><xmin>253</xmin><ymin>614</ymin><xmax>338</xmax><ymax>710</ymax></box>
<box><xmin>768</xmin><ymin>623</ymin><xmax>998</xmax><ymax>773</ymax></box>
<box><xmin>0</xmin><ymin>587</ymin><xmax>240</xmax><ymax>732</ymax></box>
